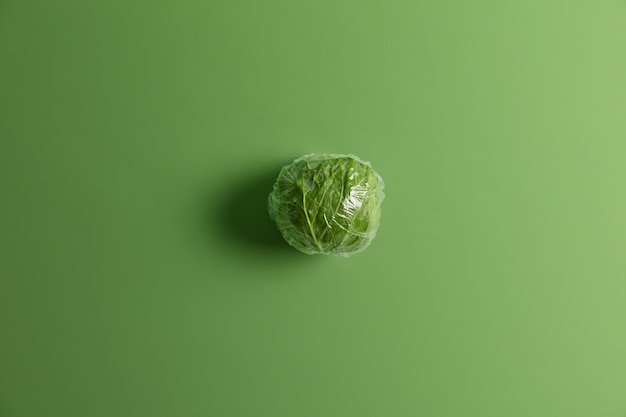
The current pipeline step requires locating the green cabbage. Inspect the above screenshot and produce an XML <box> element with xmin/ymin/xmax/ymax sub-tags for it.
<box><xmin>268</xmin><ymin>154</ymin><xmax>385</xmax><ymax>257</ymax></box>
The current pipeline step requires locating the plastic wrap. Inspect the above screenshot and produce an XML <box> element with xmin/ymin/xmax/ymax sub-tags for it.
<box><xmin>268</xmin><ymin>154</ymin><xmax>385</xmax><ymax>257</ymax></box>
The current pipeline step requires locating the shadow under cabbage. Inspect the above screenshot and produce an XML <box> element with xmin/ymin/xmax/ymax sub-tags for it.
<box><xmin>211</xmin><ymin>164</ymin><xmax>302</xmax><ymax>255</ymax></box>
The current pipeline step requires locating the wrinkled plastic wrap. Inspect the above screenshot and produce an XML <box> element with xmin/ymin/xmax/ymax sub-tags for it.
<box><xmin>268</xmin><ymin>154</ymin><xmax>385</xmax><ymax>257</ymax></box>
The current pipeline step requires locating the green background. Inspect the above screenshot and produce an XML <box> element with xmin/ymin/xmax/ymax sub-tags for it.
<box><xmin>1</xmin><ymin>1</ymin><xmax>626</xmax><ymax>416</ymax></box>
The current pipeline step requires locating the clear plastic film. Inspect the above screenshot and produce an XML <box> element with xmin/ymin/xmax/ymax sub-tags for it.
<box><xmin>268</xmin><ymin>154</ymin><xmax>385</xmax><ymax>257</ymax></box>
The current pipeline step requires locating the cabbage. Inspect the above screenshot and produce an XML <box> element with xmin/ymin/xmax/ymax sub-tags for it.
<box><xmin>268</xmin><ymin>154</ymin><xmax>385</xmax><ymax>257</ymax></box>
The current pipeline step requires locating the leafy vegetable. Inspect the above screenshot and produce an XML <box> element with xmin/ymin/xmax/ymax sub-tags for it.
<box><xmin>268</xmin><ymin>154</ymin><xmax>385</xmax><ymax>257</ymax></box>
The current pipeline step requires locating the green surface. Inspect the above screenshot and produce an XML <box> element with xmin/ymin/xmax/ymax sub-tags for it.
<box><xmin>1</xmin><ymin>1</ymin><xmax>626</xmax><ymax>416</ymax></box>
